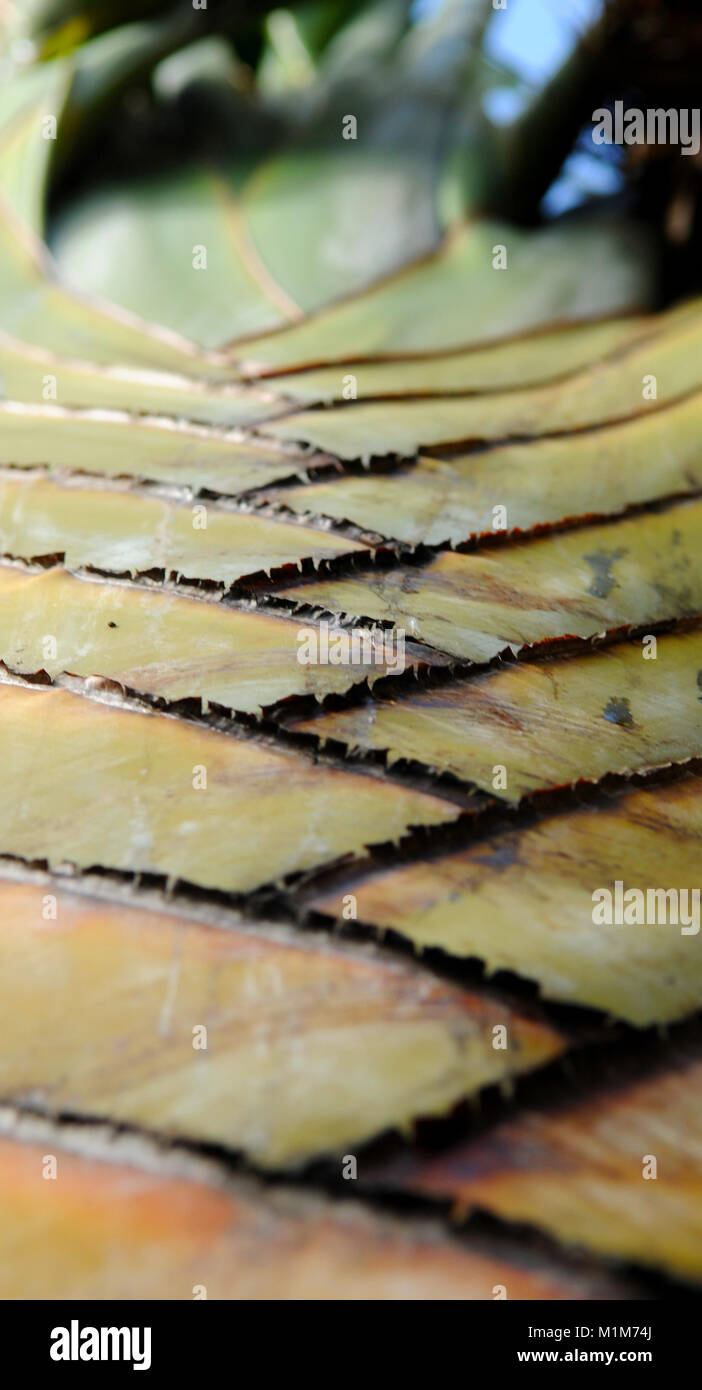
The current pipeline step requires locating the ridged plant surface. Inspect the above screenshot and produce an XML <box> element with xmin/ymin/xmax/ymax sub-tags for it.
<box><xmin>0</xmin><ymin>7</ymin><xmax>700</xmax><ymax>1300</ymax></box>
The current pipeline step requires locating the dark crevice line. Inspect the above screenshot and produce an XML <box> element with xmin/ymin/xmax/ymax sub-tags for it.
<box><xmin>293</xmin><ymin>1018</ymin><xmax>702</xmax><ymax>1290</ymax></box>
<box><xmin>1</xmin><ymin>302</ymin><xmax>658</xmax><ymax>410</ymax></box>
<box><xmin>2</xmin><ymin>609</ymin><xmax>702</xmax><ymax>808</ymax></box>
<box><xmin>1</xmin><ymin>768</ymin><xmax>701</xmax><ymax>1056</ymax></box>
<box><xmin>245</xmin><ymin>486</ymin><xmax>702</xmax><ymax>576</ymax></box>
<box><xmin>0</xmin><ymin>812</ymin><xmax>606</xmax><ymax>1024</ymax></box>
<box><xmin>0</xmin><ymin>661</ymin><xmax>480</xmax><ymax>809</ymax></box>
<box><xmin>345</xmin><ymin>1014</ymin><xmax>702</xmax><ymax>1186</ymax></box>
<box><xmin>0</xmin><ymin>449</ymin><xmax>336</xmax><ymax>504</ymax></box>
<box><xmin>3</xmin><ymin>1026</ymin><xmax>699</xmax><ymax>1296</ymax></box>
<box><xmin>241</xmin><ymin>308</ymin><xmax>655</xmax><ymax>379</ymax></box>
<box><xmin>282</xmin><ymin>726</ymin><xmax>702</xmax><ymax>833</ymax></box>
<box><xmin>0</xmin><ymin>842</ymin><xmax>590</xmax><ymax>1037</ymax></box>
<box><xmin>0</xmin><ymin>540</ymin><xmax>390</xmax><ymax>602</ymax></box>
<box><xmin>231</xmin><ymin>285</ymin><xmax>653</xmax><ymax>362</ymax></box>
<box><xmin>88</xmin><ymin>546</ymin><xmax>392</xmax><ymax>602</ymax></box>
<box><xmin>271</xmin><ymin>611</ymin><xmax>702</xmax><ymax>722</ymax></box>
<box><xmin>245</xmin><ymin>454</ymin><xmax>415</xmax><ymax>495</ymax></box>
<box><xmin>289</xmin><ymin>904</ymin><xmax>647</xmax><ymax>1034</ymax></box>
<box><xmin>6</xmin><ymin>465</ymin><xmax>702</xmax><ymax>594</ymax></box>
<box><xmin>9</xmin><ymin>479</ymin><xmax>702</xmax><ymax>618</ymax></box>
<box><xmin>424</xmin><ymin>390</ymin><xmax>701</xmax><ymax>460</ymax></box>
<box><xmin>3</xmin><ymin>607</ymin><xmax>701</xmax><ymax>807</ymax></box>
<box><xmin>0</xmin><ymin>845</ymin><xmax>605</xmax><ymax>1033</ymax></box>
<box><xmin>324</xmin><ymin>1016</ymin><xmax>702</xmax><ymax>1159</ymax></box>
<box><xmin>265</xmin><ymin>608</ymin><xmax>702</xmax><ymax>690</ymax></box>
<box><xmin>0</xmin><ymin>853</ymin><xmax>487</xmax><ymax>986</ymax></box>
<box><xmin>9</xmin><ymin>856</ymin><xmax>566</xmax><ymax>1052</ymax></box>
<box><xmin>0</xmin><ymin>550</ymin><xmax>411</xmax><ymax>638</ymax></box>
<box><xmin>253</xmin><ymin>382</ymin><xmax>702</xmax><ymax>456</ymax></box>
<box><xmin>286</xmin><ymin>759</ymin><xmax>702</xmax><ymax>912</ymax></box>
<box><xmin>0</xmin><ymin>756</ymin><xmax>697</xmax><ymax>1002</ymax></box>
<box><xmin>447</xmin><ymin>486</ymin><xmax>702</xmax><ymax>552</ymax></box>
<box><xmin>5</xmin><ymin>459</ymin><xmax>702</xmax><ymax>584</ymax></box>
<box><xmin>246</xmin><ymin>590</ymin><xmax>400</xmax><ymax>632</ymax></box>
<box><xmin>0</xmin><ymin>1099</ymin><xmax>656</xmax><ymax>1297</ymax></box>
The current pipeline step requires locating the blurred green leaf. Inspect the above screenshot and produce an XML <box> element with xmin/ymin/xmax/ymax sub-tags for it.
<box><xmin>15</xmin><ymin>0</ymin><xmax>174</xmax><ymax>56</ymax></box>
<box><xmin>0</xmin><ymin>2</ymin><xmax>655</xmax><ymax>359</ymax></box>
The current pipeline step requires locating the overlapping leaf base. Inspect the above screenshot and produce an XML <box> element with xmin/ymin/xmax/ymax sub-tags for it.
<box><xmin>1</xmin><ymin>30</ymin><xmax>701</xmax><ymax>1299</ymax></box>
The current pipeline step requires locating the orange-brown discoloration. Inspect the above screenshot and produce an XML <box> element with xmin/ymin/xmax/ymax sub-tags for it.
<box><xmin>368</xmin><ymin>1044</ymin><xmax>702</xmax><ymax>1282</ymax></box>
<box><xmin>0</xmin><ymin>1134</ymin><xmax>638</xmax><ymax>1299</ymax></box>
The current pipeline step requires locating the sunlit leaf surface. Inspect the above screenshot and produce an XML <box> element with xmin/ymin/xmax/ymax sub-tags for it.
<box><xmin>266</xmin><ymin>304</ymin><xmax>702</xmax><ymax>457</ymax></box>
<box><xmin>311</xmin><ymin>775</ymin><xmax>702</xmax><ymax>1025</ymax></box>
<box><xmin>268</xmin><ymin>390</ymin><xmax>702</xmax><ymax>545</ymax></box>
<box><xmin>293</xmin><ymin>627</ymin><xmax>702</xmax><ymax>799</ymax></box>
<box><xmin>0</xmin><ymin>876</ymin><xmax>564</xmax><ymax>1166</ymax></box>
<box><xmin>0</xmin><ymin>564</ymin><xmax>440</xmax><ymax>712</ymax></box>
<box><xmin>0</xmin><ymin>332</ymin><xmax>287</xmax><ymax>425</ymax></box>
<box><xmin>0</xmin><ymin>470</ymin><xmax>367</xmax><ymax>584</ymax></box>
<box><xmin>0</xmin><ymin>682</ymin><xmax>458</xmax><ymax>891</ymax></box>
<box><xmin>0</xmin><ymin>1</ymin><xmax>699</xmax><ymax>1300</ymax></box>
<box><xmin>277</xmin><ymin>498</ymin><xmax>702</xmax><ymax>661</ymax></box>
<box><xmin>0</xmin><ymin>401</ymin><xmax>304</xmax><ymax>495</ymax></box>
<box><xmin>259</xmin><ymin>314</ymin><xmax>649</xmax><ymax>401</ymax></box>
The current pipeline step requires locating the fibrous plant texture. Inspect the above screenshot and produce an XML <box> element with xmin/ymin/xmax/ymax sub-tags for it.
<box><xmin>0</xmin><ymin>0</ymin><xmax>701</xmax><ymax>1303</ymax></box>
